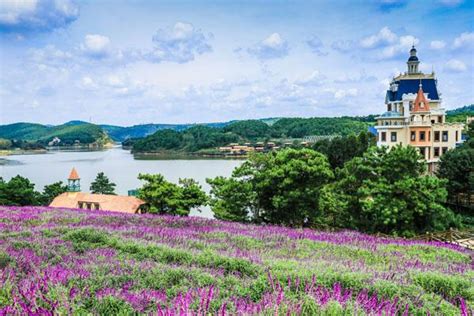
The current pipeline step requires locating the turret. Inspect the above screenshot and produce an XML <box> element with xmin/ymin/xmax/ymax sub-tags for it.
<box><xmin>67</xmin><ymin>167</ymin><xmax>81</xmax><ymax>192</ymax></box>
<box><xmin>407</xmin><ymin>46</ymin><xmax>420</xmax><ymax>74</ymax></box>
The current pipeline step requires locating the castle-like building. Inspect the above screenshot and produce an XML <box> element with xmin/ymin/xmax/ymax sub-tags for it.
<box><xmin>375</xmin><ymin>46</ymin><xmax>464</xmax><ymax>172</ymax></box>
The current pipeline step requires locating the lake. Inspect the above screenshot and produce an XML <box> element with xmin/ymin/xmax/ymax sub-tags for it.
<box><xmin>0</xmin><ymin>147</ymin><xmax>244</xmax><ymax>218</ymax></box>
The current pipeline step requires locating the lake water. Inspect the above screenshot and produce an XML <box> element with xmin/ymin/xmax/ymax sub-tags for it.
<box><xmin>0</xmin><ymin>147</ymin><xmax>244</xmax><ymax>218</ymax></box>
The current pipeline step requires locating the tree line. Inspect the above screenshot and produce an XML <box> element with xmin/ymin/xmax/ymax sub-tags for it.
<box><xmin>0</xmin><ymin>172</ymin><xmax>117</xmax><ymax>206</ymax></box>
<box><xmin>1</xmin><ymin>125</ymin><xmax>472</xmax><ymax>237</ymax></box>
<box><xmin>129</xmin><ymin>118</ymin><xmax>373</xmax><ymax>153</ymax></box>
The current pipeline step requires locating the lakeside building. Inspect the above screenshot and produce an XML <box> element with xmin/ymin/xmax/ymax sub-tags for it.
<box><xmin>375</xmin><ymin>46</ymin><xmax>464</xmax><ymax>172</ymax></box>
<box><xmin>49</xmin><ymin>168</ymin><xmax>145</xmax><ymax>214</ymax></box>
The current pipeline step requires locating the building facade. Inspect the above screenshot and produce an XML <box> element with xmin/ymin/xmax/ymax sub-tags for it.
<box><xmin>50</xmin><ymin>168</ymin><xmax>146</xmax><ymax>214</ymax></box>
<box><xmin>375</xmin><ymin>46</ymin><xmax>464</xmax><ymax>172</ymax></box>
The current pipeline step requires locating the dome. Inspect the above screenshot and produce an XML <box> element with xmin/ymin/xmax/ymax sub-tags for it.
<box><xmin>410</xmin><ymin>46</ymin><xmax>417</xmax><ymax>53</ymax></box>
<box><xmin>408</xmin><ymin>56</ymin><xmax>419</xmax><ymax>61</ymax></box>
<box><xmin>380</xmin><ymin>111</ymin><xmax>401</xmax><ymax>118</ymax></box>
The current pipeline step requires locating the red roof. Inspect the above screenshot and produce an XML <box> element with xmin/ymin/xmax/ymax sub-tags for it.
<box><xmin>413</xmin><ymin>85</ymin><xmax>430</xmax><ymax>112</ymax></box>
<box><xmin>49</xmin><ymin>192</ymin><xmax>145</xmax><ymax>214</ymax></box>
<box><xmin>68</xmin><ymin>168</ymin><xmax>80</xmax><ymax>180</ymax></box>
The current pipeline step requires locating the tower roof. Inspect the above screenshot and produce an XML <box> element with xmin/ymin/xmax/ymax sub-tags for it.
<box><xmin>412</xmin><ymin>84</ymin><xmax>430</xmax><ymax>112</ymax></box>
<box><xmin>68</xmin><ymin>167</ymin><xmax>80</xmax><ymax>180</ymax></box>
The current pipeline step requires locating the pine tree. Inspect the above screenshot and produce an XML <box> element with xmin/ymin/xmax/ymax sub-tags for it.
<box><xmin>90</xmin><ymin>172</ymin><xmax>116</xmax><ymax>195</ymax></box>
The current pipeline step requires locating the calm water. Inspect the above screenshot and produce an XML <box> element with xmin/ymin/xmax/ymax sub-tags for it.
<box><xmin>0</xmin><ymin>147</ymin><xmax>243</xmax><ymax>218</ymax></box>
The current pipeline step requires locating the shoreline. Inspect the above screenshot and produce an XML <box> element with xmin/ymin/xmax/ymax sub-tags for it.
<box><xmin>133</xmin><ymin>151</ymin><xmax>248</xmax><ymax>160</ymax></box>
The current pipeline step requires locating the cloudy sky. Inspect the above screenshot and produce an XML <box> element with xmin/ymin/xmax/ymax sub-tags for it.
<box><xmin>0</xmin><ymin>0</ymin><xmax>473</xmax><ymax>126</ymax></box>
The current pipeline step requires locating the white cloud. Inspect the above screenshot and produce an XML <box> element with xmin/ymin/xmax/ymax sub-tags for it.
<box><xmin>334</xmin><ymin>88</ymin><xmax>358</xmax><ymax>99</ymax></box>
<box><xmin>444</xmin><ymin>59</ymin><xmax>467</xmax><ymax>72</ymax></box>
<box><xmin>295</xmin><ymin>70</ymin><xmax>326</xmax><ymax>86</ymax></box>
<box><xmin>0</xmin><ymin>0</ymin><xmax>79</xmax><ymax>33</ymax></box>
<box><xmin>360</xmin><ymin>27</ymin><xmax>397</xmax><ymax>49</ymax></box>
<box><xmin>81</xmin><ymin>34</ymin><xmax>111</xmax><ymax>58</ymax></box>
<box><xmin>453</xmin><ymin>32</ymin><xmax>474</xmax><ymax>49</ymax></box>
<box><xmin>247</xmin><ymin>33</ymin><xmax>289</xmax><ymax>60</ymax></box>
<box><xmin>146</xmin><ymin>22</ymin><xmax>212</xmax><ymax>63</ymax></box>
<box><xmin>359</xmin><ymin>27</ymin><xmax>419</xmax><ymax>60</ymax></box>
<box><xmin>430</xmin><ymin>40</ymin><xmax>446</xmax><ymax>50</ymax></box>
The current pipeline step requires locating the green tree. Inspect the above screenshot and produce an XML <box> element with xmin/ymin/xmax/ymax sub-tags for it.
<box><xmin>320</xmin><ymin>145</ymin><xmax>458</xmax><ymax>236</ymax></box>
<box><xmin>137</xmin><ymin>174</ymin><xmax>207</xmax><ymax>216</ymax></box>
<box><xmin>90</xmin><ymin>172</ymin><xmax>116</xmax><ymax>195</ymax></box>
<box><xmin>207</xmin><ymin>177</ymin><xmax>255</xmax><ymax>222</ymax></box>
<box><xmin>207</xmin><ymin>148</ymin><xmax>334</xmax><ymax>226</ymax></box>
<box><xmin>41</xmin><ymin>181</ymin><xmax>68</xmax><ymax>205</ymax></box>
<box><xmin>437</xmin><ymin>121</ymin><xmax>474</xmax><ymax>205</ymax></box>
<box><xmin>313</xmin><ymin>131</ymin><xmax>376</xmax><ymax>169</ymax></box>
<box><xmin>0</xmin><ymin>175</ymin><xmax>41</xmax><ymax>206</ymax></box>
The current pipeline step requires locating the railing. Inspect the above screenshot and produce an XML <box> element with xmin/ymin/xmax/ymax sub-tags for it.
<box><xmin>412</xmin><ymin>228</ymin><xmax>474</xmax><ymax>250</ymax></box>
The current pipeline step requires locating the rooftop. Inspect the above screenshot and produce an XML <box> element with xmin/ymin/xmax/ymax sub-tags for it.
<box><xmin>50</xmin><ymin>192</ymin><xmax>145</xmax><ymax>214</ymax></box>
<box><xmin>386</xmin><ymin>78</ymin><xmax>439</xmax><ymax>102</ymax></box>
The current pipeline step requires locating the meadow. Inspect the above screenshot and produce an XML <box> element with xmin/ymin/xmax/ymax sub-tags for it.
<box><xmin>0</xmin><ymin>206</ymin><xmax>472</xmax><ymax>315</ymax></box>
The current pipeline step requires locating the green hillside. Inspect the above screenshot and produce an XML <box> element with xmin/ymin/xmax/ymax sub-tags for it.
<box><xmin>0</xmin><ymin>121</ymin><xmax>110</xmax><ymax>146</ymax></box>
<box><xmin>102</xmin><ymin>121</ymin><xmax>234</xmax><ymax>142</ymax></box>
<box><xmin>131</xmin><ymin>117</ymin><xmax>374</xmax><ymax>153</ymax></box>
<box><xmin>446</xmin><ymin>104</ymin><xmax>474</xmax><ymax>123</ymax></box>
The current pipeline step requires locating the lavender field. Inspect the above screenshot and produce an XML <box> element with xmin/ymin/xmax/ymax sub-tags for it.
<box><xmin>0</xmin><ymin>206</ymin><xmax>472</xmax><ymax>315</ymax></box>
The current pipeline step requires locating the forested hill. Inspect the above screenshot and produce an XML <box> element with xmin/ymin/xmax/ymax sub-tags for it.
<box><xmin>0</xmin><ymin>121</ymin><xmax>110</xmax><ymax>147</ymax></box>
<box><xmin>101</xmin><ymin>121</ymin><xmax>234</xmax><ymax>142</ymax></box>
<box><xmin>446</xmin><ymin>104</ymin><xmax>474</xmax><ymax>122</ymax></box>
<box><xmin>130</xmin><ymin>117</ymin><xmax>375</xmax><ymax>153</ymax></box>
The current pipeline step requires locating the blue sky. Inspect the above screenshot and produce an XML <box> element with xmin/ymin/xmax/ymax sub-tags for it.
<box><xmin>0</xmin><ymin>0</ymin><xmax>473</xmax><ymax>125</ymax></box>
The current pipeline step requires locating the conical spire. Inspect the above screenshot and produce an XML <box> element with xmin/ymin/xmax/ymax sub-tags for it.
<box><xmin>412</xmin><ymin>83</ymin><xmax>430</xmax><ymax>112</ymax></box>
<box><xmin>68</xmin><ymin>167</ymin><xmax>80</xmax><ymax>180</ymax></box>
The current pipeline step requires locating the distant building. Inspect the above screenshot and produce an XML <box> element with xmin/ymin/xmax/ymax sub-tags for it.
<box><xmin>375</xmin><ymin>46</ymin><xmax>464</xmax><ymax>172</ymax></box>
<box><xmin>50</xmin><ymin>168</ymin><xmax>145</xmax><ymax>214</ymax></box>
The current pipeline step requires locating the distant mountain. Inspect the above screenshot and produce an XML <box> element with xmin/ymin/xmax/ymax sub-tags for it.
<box><xmin>0</xmin><ymin>122</ymin><xmax>110</xmax><ymax>146</ymax></box>
<box><xmin>101</xmin><ymin>121</ymin><xmax>236</xmax><ymax>142</ymax></box>
<box><xmin>1</xmin><ymin>104</ymin><xmax>470</xmax><ymax>145</ymax></box>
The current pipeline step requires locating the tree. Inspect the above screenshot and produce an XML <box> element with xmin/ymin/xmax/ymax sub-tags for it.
<box><xmin>207</xmin><ymin>177</ymin><xmax>255</xmax><ymax>222</ymax></box>
<box><xmin>320</xmin><ymin>145</ymin><xmax>458</xmax><ymax>236</ymax></box>
<box><xmin>0</xmin><ymin>175</ymin><xmax>41</xmax><ymax>206</ymax></box>
<box><xmin>90</xmin><ymin>172</ymin><xmax>116</xmax><ymax>195</ymax></box>
<box><xmin>313</xmin><ymin>131</ymin><xmax>376</xmax><ymax>169</ymax></box>
<box><xmin>41</xmin><ymin>181</ymin><xmax>68</xmax><ymax>205</ymax></box>
<box><xmin>437</xmin><ymin>121</ymin><xmax>474</xmax><ymax>205</ymax></box>
<box><xmin>207</xmin><ymin>148</ymin><xmax>334</xmax><ymax>226</ymax></box>
<box><xmin>137</xmin><ymin>174</ymin><xmax>207</xmax><ymax>216</ymax></box>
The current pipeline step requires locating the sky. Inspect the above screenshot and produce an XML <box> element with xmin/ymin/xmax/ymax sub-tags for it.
<box><xmin>0</xmin><ymin>0</ymin><xmax>473</xmax><ymax>126</ymax></box>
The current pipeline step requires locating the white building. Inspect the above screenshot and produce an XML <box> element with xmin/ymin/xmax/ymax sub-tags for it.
<box><xmin>375</xmin><ymin>46</ymin><xmax>464</xmax><ymax>172</ymax></box>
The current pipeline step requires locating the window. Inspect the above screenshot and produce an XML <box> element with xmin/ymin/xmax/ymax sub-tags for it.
<box><xmin>434</xmin><ymin>147</ymin><xmax>440</xmax><ymax>157</ymax></box>
<box><xmin>442</xmin><ymin>131</ymin><xmax>448</xmax><ymax>142</ymax></box>
<box><xmin>391</xmin><ymin>132</ymin><xmax>397</xmax><ymax>142</ymax></box>
<box><xmin>428</xmin><ymin>131</ymin><xmax>431</xmax><ymax>141</ymax></box>
<box><xmin>434</xmin><ymin>131</ymin><xmax>440</xmax><ymax>142</ymax></box>
<box><xmin>387</xmin><ymin>104</ymin><xmax>391</xmax><ymax>111</ymax></box>
<box><xmin>419</xmin><ymin>131</ymin><xmax>426</xmax><ymax>141</ymax></box>
<box><xmin>442</xmin><ymin>147</ymin><xmax>448</xmax><ymax>155</ymax></box>
<box><xmin>438</xmin><ymin>116</ymin><xmax>442</xmax><ymax>123</ymax></box>
<box><xmin>456</xmin><ymin>131</ymin><xmax>459</xmax><ymax>142</ymax></box>
<box><xmin>409</xmin><ymin>101</ymin><xmax>413</xmax><ymax>111</ymax></box>
<box><xmin>419</xmin><ymin>147</ymin><xmax>426</xmax><ymax>158</ymax></box>
<box><xmin>381</xmin><ymin>132</ymin><xmax>386</xmax><ymax>142</ymax></box>
<box><xmin>410</xmin><ymin>131</ymin><xmax>416</xmax><ymax>141</ymax></box>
